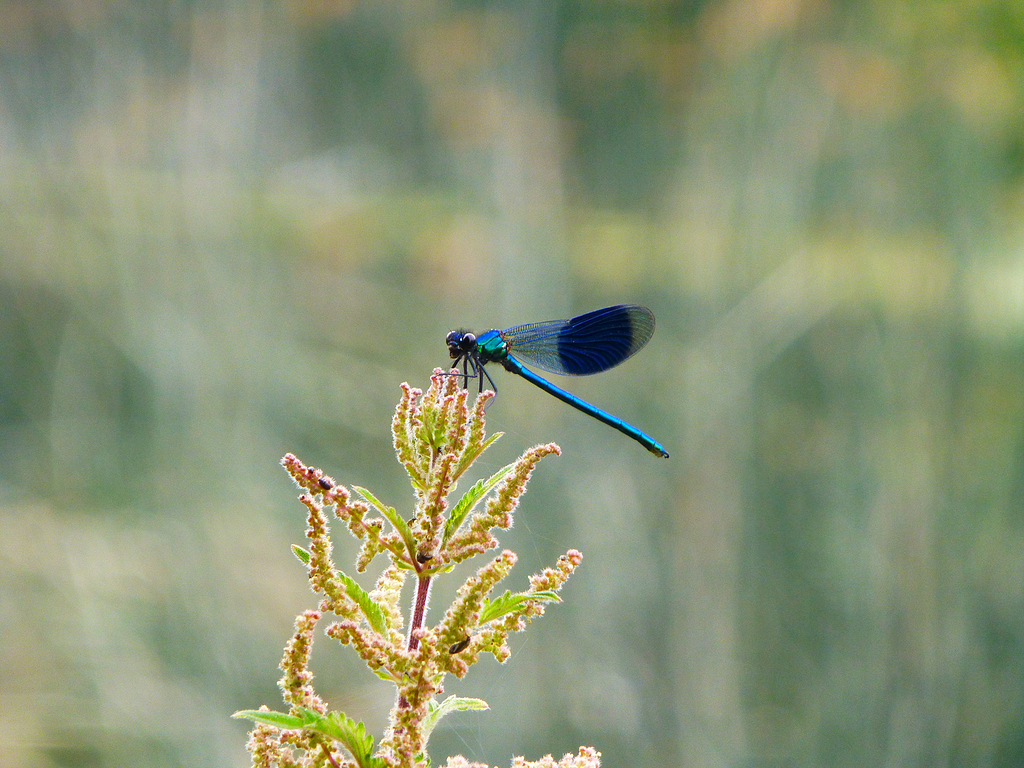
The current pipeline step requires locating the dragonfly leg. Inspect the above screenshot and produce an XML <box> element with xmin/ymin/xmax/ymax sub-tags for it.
<box><xmin>479</xmin><ymin>363</ymin><xmax>498</xmax><ymax>396</ymax></box>
<box><xmin>459</xmin><ymin>354</ymin><xmax>489</xmax><ymax>395</ymax></box>
<box><xmin>440</xmin><ymin>354</ymin><xmax>495</xmax><ymax>399</ymax></box>
<box><xmin>438</xmin><ymin>360</ymin><xmax>465</xmax><ymax>381</ymax></box>
<box><xmin>445</xmin><ymin>355</ymin><xmax>482</xmax><ymax>391</ymax></box>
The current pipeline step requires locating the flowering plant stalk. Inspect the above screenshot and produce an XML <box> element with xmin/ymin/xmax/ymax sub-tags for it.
<box><xmin>234</xmin><ymin>370</ymin><xmax>601</xmax><ymax>768</ymax></box>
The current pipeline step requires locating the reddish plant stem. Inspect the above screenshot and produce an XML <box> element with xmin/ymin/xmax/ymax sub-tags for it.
<box><xmin>319</xmin><ymin>742</ymin><xmax>341</xmax><ymax>768</ymax></box>
<box><xmin>407</xmin><ymin>572</ymin><xmax>432</xmax><ymax>652</ymax></box>
<box><xmin>398</xmin><ymin>572</ymin><xmax>433</xmax><ymax>709</ymax></box>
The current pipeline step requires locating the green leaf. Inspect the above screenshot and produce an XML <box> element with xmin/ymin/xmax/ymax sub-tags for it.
<box><xmin>456</xmin><ymin>431</ymin><xmax>504</xmax><ymax>475</ymax></box>
<box><xmin>232</xmin><ymin>709</ymin><xmax>306</xmax><ymax>729</ymax></box>
<box><xmin>443</xmin><ymin>463</ymin><xmax>515</xmax><ymax>544</ymax></box>
<box><xmin>371</xmin><ymin>666</ymin><xmax>398</xmax><ymax>683</ymax></box>
<box><xmin>234</xmin><ymin>707</ymin><xmax>384</xmax><ymax>768</ymax></box>
<box><xmin>353</xmin><ymin>486</ymin><xmax>417</xmax><ymax>558</ymax></box>
<box><xmin>421</xmin><ymin>696</ymin><xmax>489</xmax><ymax>742</ymax></box>
<box><xmin>478</xmin><ymin>431</ymin><xmax>503</xmax><ymax>453</ymax></box>
<box><xmin>291</xmin><ymin>545</ymin><xmax>311</xmax><ymax>565</ymax></box>
<box><xmin>479</xmin><ymin>589</ymin><xmax>561</xmax><ymax>625</ymax></box>
<box><xmin>351</xmin><ymin>485</ymin><xmax>390</xmax><ymax>519</ymax></box>
<box><xmin>336</xmin><ymin>569</ymin><xmax>388</xmax><ymax>635</ymax></box>
<box><xmin>304</xmin><ymin>709</ymin><xmax>376</xmax><ymax>765</ymax></box>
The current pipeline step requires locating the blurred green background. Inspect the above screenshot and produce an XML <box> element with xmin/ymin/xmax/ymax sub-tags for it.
<box><xmin>2</xmin><ymin>1</ymin><xmax>1023</xmax><ymax>766</ymax></box>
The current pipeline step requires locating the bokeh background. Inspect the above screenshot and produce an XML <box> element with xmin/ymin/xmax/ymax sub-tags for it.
<box><xmin>2</xmin><ymin>1</ymin><xmax>1023</xmax><ymax>766</ymax></box>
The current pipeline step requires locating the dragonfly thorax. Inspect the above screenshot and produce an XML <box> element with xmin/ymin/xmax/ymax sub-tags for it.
<box><xmin>446</xmin><ymin>329</ymin><xmax>508</xmax><ymax>365</ymax></box>
<box><xmin>473</xmin><ymin>330</ymin><xmax>508</xmax><ymax>364</ymax></box>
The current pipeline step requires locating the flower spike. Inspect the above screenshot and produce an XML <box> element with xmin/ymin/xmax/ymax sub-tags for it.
<box><xmin>236</xmin><ymin>372</ymin><xmax>599</xmax><ymax>768</ymax></box>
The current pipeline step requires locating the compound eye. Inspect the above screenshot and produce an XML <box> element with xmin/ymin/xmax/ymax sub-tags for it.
<box><xmin>445</xmin><ymin>331</ymin><xmax>458</xmax><ymax>345</ymax></box>
<box><xmin>463</xmin><ymin>333</ymin><xmax>476</xmax><ymax>347</ymax></box>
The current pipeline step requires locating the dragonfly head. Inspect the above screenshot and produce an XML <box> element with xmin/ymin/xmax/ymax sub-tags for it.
<box><xmin>446</xmin><ymin>330</ymin><xmax>477</xmax><ymax>360</ymax></box>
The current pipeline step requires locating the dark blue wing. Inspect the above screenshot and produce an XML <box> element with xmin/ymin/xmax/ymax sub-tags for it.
<box><xmin>500</xmin><ymin>305</ymin><xmax>656</xmax><ymax>376</ymax></box>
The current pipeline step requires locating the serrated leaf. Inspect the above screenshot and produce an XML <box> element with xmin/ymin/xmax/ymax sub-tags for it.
<box><xmin>351</xmin><ymin>486</ymin><xmax>391</xmax><ymax>520</ymax></box>
<box><xmin>291</xmin><ymin>545</ymin><xmax>311</xmax><ymax>565</ymax></box>
<box><xmin>455</xmin><ymin>430</ymin><xmax>504</xmax><ymax>475</ymax></box>
<box><xmin>232</xmin><ymin>709</ymin><xmax>307</xmax><ymax>729</ymax></box>
<box><xmin>336</xmin><ymin>569</ymin><xmax>388</xmax><ymax>634</ymax></box>
<box><xmin>478</xmin><ymin>431</ymin><xmax>503</xmax><ymax>452</ymax></box>
<box><xmin>443</xmin><ymin>463</ymin><xmax>515</xmax><ymax>544</ymax></box>
<box><xmin>304</xmin><ymin>708</ymin><xmax>383</xmax><ymax>768</ymax></box>
<box><xmin>234</xmin><ymin>708</ymin><xmax>384</xmax><ymax>768</ymax></box>
<box><xmin>479</xmin><ymin>589</ymin><xmax>561</xmax><ymax>624</ymax></box>
<box><xmin>421</xmin><ymin>696</ymin><xmax>489</xmax><ymax>742</ymax></box>
<box><xmin>306</xmin><ymin>709</ymin><xmax>373</xmax><ymax>759</ymax></box>
<box><xmin>353</xmin><ymin>486</ymin><xmax>416</xmax><ymax>557</ymax></box>
<box><xmin>371</xmin><ymin>666</ymin><xmax>398</xmax><ymax>683</ymax></box>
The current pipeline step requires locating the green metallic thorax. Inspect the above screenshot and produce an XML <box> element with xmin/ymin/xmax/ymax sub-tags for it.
<box><xmin>474</xmin><ymin>330</ymin><xmax>508</xmax><ymax>364</ymax></box>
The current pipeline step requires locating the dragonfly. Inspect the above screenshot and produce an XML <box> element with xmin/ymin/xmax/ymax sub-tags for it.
<box><xmin>446</xmin><ymin>304</ymin><xmax>669</xmax><ymax>457</ymax></box>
